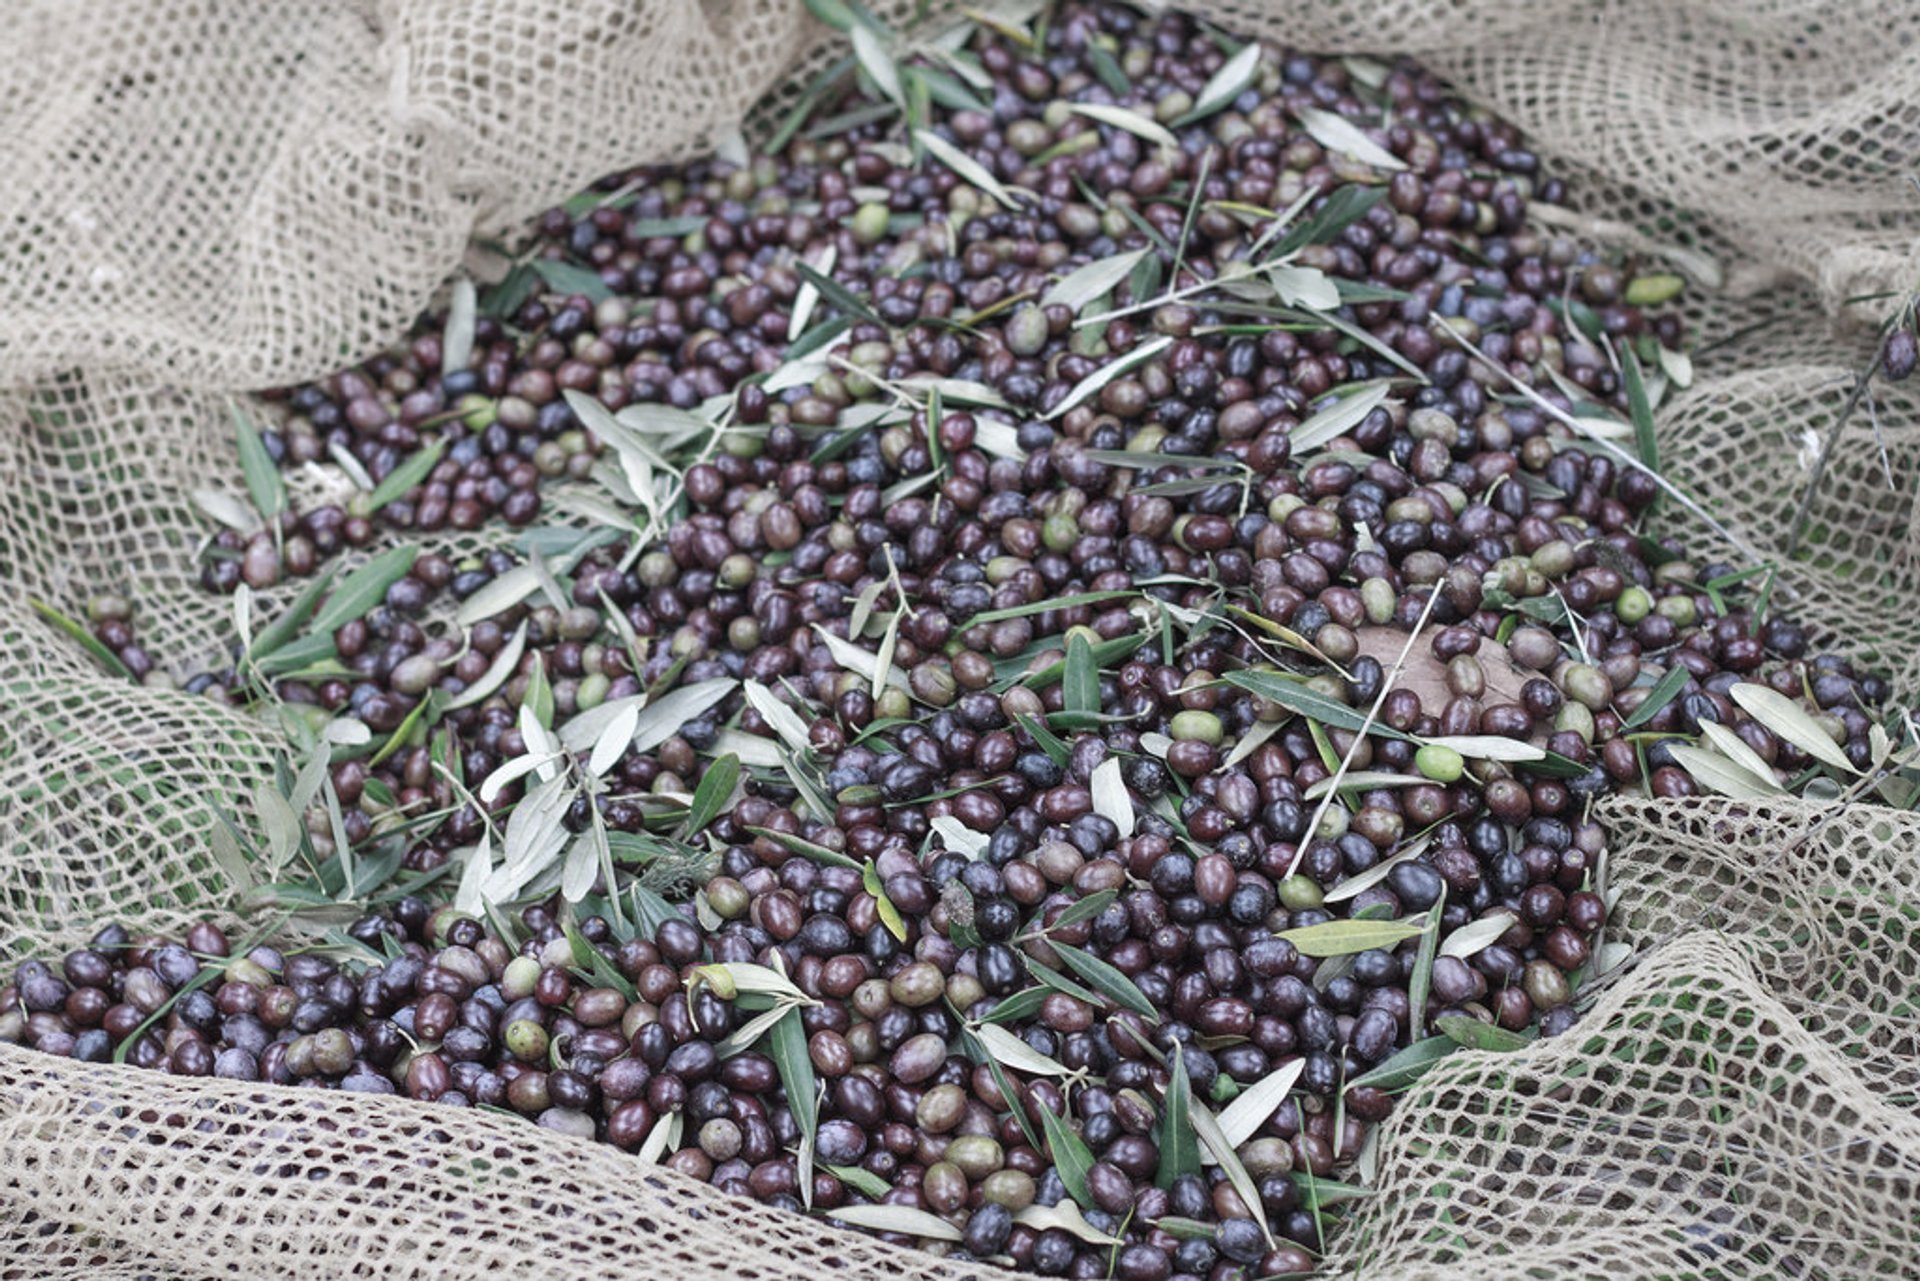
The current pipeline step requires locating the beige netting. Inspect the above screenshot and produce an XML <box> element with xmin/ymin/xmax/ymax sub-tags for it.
<box><xmin>2</xmin><ymin>0</ymin><xmax>1918</xmax><ymax>1276</ymax></box>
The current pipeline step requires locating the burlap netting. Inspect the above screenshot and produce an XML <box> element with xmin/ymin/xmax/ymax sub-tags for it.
<box><xmin>1</xmin><ymin>0</ymin><xmax>1917</xmax><ymax>1276</ymax></box>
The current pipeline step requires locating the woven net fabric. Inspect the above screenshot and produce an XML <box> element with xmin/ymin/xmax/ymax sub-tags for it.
<box><xmin>1</xmin><ymin>1</ymin><xmax>1918</xmax><ymax>1277</ymax></box>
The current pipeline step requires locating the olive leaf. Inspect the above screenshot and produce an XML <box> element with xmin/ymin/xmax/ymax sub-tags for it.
<box><xmin>1287</xmin><ymin>380</ymin><xmax>1395</xmax><ymax>455</ymax></box>
<box><xmin>1035</xmin><ymin>1101</ymin><xmax>1098</xmax><ymax>1210</ymax></box>
<box><xmin>1223</xmin><ymin>669</ymin><xmax>1412</xmax><ymax>741</ymax></box>
<box><xmin>1296</xmin><ymin>106</ymin><xmax>1406</xmax><ymax>170</ymax></box>
<box><xmin>1179</xmin><ymin>40</ymin><xmax>1261</xmax><ymax>125</ymax></box>
<box><xmin>871</xmin><ymin>611</ymin><xmax>901</xmax><ymax>701</ymax></box>
<box><xmin>627</xmin><ymin>884</ymin><xmax>686</xmax><ymax>945</ymax></box>
<box><xmin>523</xmin><ymin>652</ymin><xmax>555</xmax><ymax>730</ymax></box>
<box><xmin>849</xmin><ymin>24</ymin><xmax>904</xmax><ymax>110</ymax></box>
<box><xmin>1028</xmin><ymin>957</ymin><xmax>1108</xmax><ymax>1010</ymax></box>
<box><xmin>1045</xmin><ymin>334</ymin><xmax>1171</xmax><ymax>419</ymax></box>
<box><xmin>846</xmin><ymin>577</ymin><xmax>887</xmax><ymax>641</ymax></box>
<box><xmin>787</xmin><ymin>244</ymin><xmax>837</xmax><ymax>343</ymax></box>
<box><xmin>1087</xmin><ymin>39</ymin><xmax>1129</xmax><ymax>94</ymax></box>
<box><xmin>29</xmin><ymin>599</ymin><xmax>133</xmax><ymax>679</ymax></box>
<box><xmin>1348</xmin><ymin>1035</ymin><xmax>1458</xmax><ymax>1092</ymax></box>
<box><xmin>366</xmin><ymin>439</ymin><xmax>445</xmax><ymax>514</ymax></box>
<box><xmin>560</xmin><ymin>820</ymin><xmax>607</xmax><ymax>902</ymax></box>
<box><xmin>930</xmin><ymin>813</ymin><xmax>990</xmax><ymax>858</ymax></box>
<box><xmin>230</xmin><ymin>402</ymin><xmax>286</xmax><ymax>523</ymax></box>
<box><xmin>563</xmin><ymin>917</ymin><xmax>639</xmax><ymax>1001</ymax></box>
<box><xmin>744</xmin><ymin>679</ymin><xmax>815</xmax><ymax>755</ymax></box>
<box><xmin>637</xmin><ymin>1108</ymin><xmax>682</xmax><ymax>1163</ymax></box>
<box><xmin>530</xmin><ymin>258</ymin><xmax>611</xmax><ymax>302</ymax></box>
<box><xmin>972</xmin><ymin>417</ymin><xmax>1027</xmax><ymax>459</ymax></box>
<box><xmin>683</xmin><ymin>753</ymin><xmax>740</xmax><ymax>837</ymax></box>
<box><xmin>1048</xmin><ymin>940</ymin><xmax>1158</xmax><ymax>1020</ymax></box>
<box><xmin>980</xmin><ymin>987</ymin><xmax>1049</xmax><ymax>1025</ymax></box>
<box><xmin>587</xmin><ymin>702</ymin><xmax>640</xmax><ymax>778</ymax></box>
<box><xmin>1268</xmin><ymin>184</ymin><xmax>1387</xmax><ymax>257</ymax></box>
<box><xmin>1418</xmin><ymin>734</ymin><xmax>1546</xmax><ymax>763</ymax></box>
<box><xmin>1089</xmin><ymin>755</ymin><xmax>1134</xmax><ymax>839</ymax></box>
<box><xmin>445</xmin><ymin>619</ymin><xmax>529</xmax><ymax>711</ymax></box>
<box><xmin>1042</xmin><ymin>246</ymin><xmax>1150</xmax><ymax>314</ymax></box>
<box><xmin>1045</xmin><ymin>888</ymin><xmax>1118</xmax><ymax>934</ymax></box>
<box><xmin>1017</xmin><ymin>712</ymin><xmax>1071</xmax><ymax>766</ymax></box>
<box><xmin>1434</xmin><ymin>1016</ymin><xmax>1533</xmax><ymax>1053</ymax></box>
<box><xmin>454</xmin><ymin>563</ymin><xmax>542</xmax><ymax>627</ymax></box>
<box><xmin>1278</xmin><ymin>918</ymin><xmax>1429</xmax><ymax>957</ymax></box>
<box><xmin>825</xmin><ymin>1163</ymin><xmax>892</xmax><ymax>1199</ymax></box>
<box><xmin>478</xmin><ymin>747</ymin><xmax>565</xmax><ymax>805</ymax></box>
<box><xmin>1622</xmin><ymin>666</ymin><xmax>1689</xmax><ymax>730</ymax></box>
<box><xmin>973</xmin><ymin>1021</ymin><xmax>1074</xmax><ymax>1077</ymax></box>
<box><xmin>915</xmin><ymin>128</ymin><xmax>1018</xmax><ymax>208</ymax></box>
<box><xmin>561</xmin><ymin>678</ymin><xmax>736</xmax><ymax>755</ymax></box>
<box><xmin>453</xmin><ymin>829</ymin><xmax>495</xmax><ymax>916</ymax></box>
<box><xmin>824</xmin><ymin>1205</ymin><xmax>962</xmax><ymax>1241</ymax></box>
<box><xmin>1698</xmin><ymin>720</ymin><xmax>1783</xmax><ymax>790</ymax></box>
<box><xmin>1621</xmin><ymin>347</ymin><xmax>1660</xmax><ymax>482</ymax></box>
<box><xmin>768</xmin><ymin>1006</ymin><xmax>819</xmax><ymax>1208</ymax></box>
<box><xmin>1269</xmin><ymin>263</ymin><xmax>1340</xmax><ymax>312</ymax></box>
<box><xmin>1216</xmin><ymin>1057</ymin><xmax>1306</xmax><ymax>1148</ymax></box>
<box><xmin>812</xmin><ymin>623</ymin><xmax>908</xmax><ymax>691</ymax></box>
<box><xmin>1014</xmin><ymin>1201</ymin><xmax>1121</xmax><ymax>1245</ymax></box>
<box><xmin>1155</xmin><ymin>1048</ymin><xmax>1202</xmax><ymax>1187</ymax></box>
<box><xmin>1067</xmin><ymin>103</ymin><xmax>1176</xmax><ymax>151</ymax></box>
<box><xmin>1406</xmin><ymin>894</ymin><xmax>1444</xmax><ymax>1033</ymax></box>
<box><xmin>1191</xmin><ymin>1100</ymin><xmax>1274</xmax><ymax>1247</ymax></box>
<box><xmin>748</xmin><ymin>826</ymin><xmax>862</xmax><ymax>870</ymax></box>
<box><xmin>862</xmin><ymin>861</ymin><xmax>908</xmax><ymax>943</ymax></box>
<box><xmin>1222</xmin><ymin>717</ymin><xmax>1282</xmax><ymax>770</ymax></box>
<box><xmin>441</xmin><ymin>278</ymin><xmax>477</xmax><ymax>374</ymax></box>
<box><xmin>1728</xmin><ymin>682</ymin><xmax>1858</xmax><ymax>773</ymax></box>
<box><xmin>192</xmin><ymin>488</ymin><xmax>259</xmax><ymax>531</ymax></box>
<box><xmin>1303</xmin><ymin>770</ymin><xmax>1429</xmax><ymax>801</ymax></box>
<box><xmin>1666</xmin><ymin>742</ymin><xmax>1783</xmax><ymax>800</ymax></box>
<box><xmin>486</xmin><ymin>771</ymin><xmax>574</xmax><ymax>901</ymax></box>
<box><xmin>254</xmin><ymin>547</ymin><xmax>420</xmax><ymax>675</ymax></box>
<box><xmin>695</xmin><ymin>961</ymin><xmax>813</xmax><ymax>1005</ymax></box>
<box><xmin>1063</xmin><ymin>632</ymin><xmax>1101</xmax><ymax>718</ymax></box>
<box><xmin>1657</xmin><ymin>343</ymin><xmax>1694</xmax><ymax>389</ymax></box>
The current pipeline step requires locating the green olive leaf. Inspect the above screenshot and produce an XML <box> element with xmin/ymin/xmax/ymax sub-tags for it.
<box><xmin>1047</xmin><ymin>940</ymin><xmax>1159</xmax><ymax>1020</ymax></box>
<box><xmin>1347</xmin><ymin>1035</ymin><xmax>1459</xmax><ymax>1092</ymax></box>
<box><xmin>1277</xmin><ymin>918</ymin><xmax>1429</xmax><ymax>957</ymax></box>
<box><xmin>1434</xmin><ymin>1016</ymin><xmax>1534</xmax><ymax>1053</ymax></box>
<box><xmin>29</xmin><ymin>598</ymin><xmax>133</xmax><ymax>680</ymax></box>
<box><xmin>1224</xmin><ymin>669</ymin><xmax>1413</xmax><ymax>741</ymax></box>
<box><xmin>683</xmin><ymin>753</ymin><xmax>741</xmax><ymax>837</ymax></box>
<box><xmin>1406</xmin><ymin>893</ymin><xmax>1445</xmax><ymax>1033</ymax></box>
<box><xmin>1155</xmin><ymin>1046</ymin><xmax>1202</xmax><ymax>1187</ymax></box>
<box><xmin>1191</xmin><ymin>1099</ymin><xmax>1274</xmax><ymax>1247</ymax></box>
<box><xmin>768</xmin><ymin>1005</ymin><xmax>819</xmax><ymax>1206</ymax></box>
<box><xmin>862</xmin><ymin>860</ymin><xmax>908</xmax><ymax>943</ymax></box>
<box><xmin>230</xmin><ymin>401</ymin><xmax>286</xmax><ymax>523</ymax></box>
<box><xmin>1035</xmin><ymin>1100</ymin><xmax>1098</xmax><ymax>1211</ymax></box>
<box><xmin>1622</xmin><ymin>666</ymin><xmax>1690</xmax><ymax>730</ymax></box>
<box><xmin>254</xmin><ymin>547</ymin><xmax>418</xmax><ymax>675</ymax></box>
<box><xmin>367</xmin><ymin>438</ymin><xmax>446</xmax><ymax>513</ymax></box>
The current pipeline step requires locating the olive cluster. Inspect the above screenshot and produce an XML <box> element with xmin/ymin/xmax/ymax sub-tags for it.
<box><xmin>25</xmin><ymin>2</ymin><xmax>1900</xmax><ymax>1277</ymax></box>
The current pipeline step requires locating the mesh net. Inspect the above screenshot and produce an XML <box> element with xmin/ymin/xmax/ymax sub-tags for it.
<box><xmin>2</xmin><ymin>0</ymin><xmax>1917</xmax><ymax>1276</ymax></box>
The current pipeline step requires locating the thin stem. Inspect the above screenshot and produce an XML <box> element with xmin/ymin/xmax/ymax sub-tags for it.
<box><xmin>1783</xmin><ymin>325</ymin><xmax>1894</xmax><ymax>560</ymax></box>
